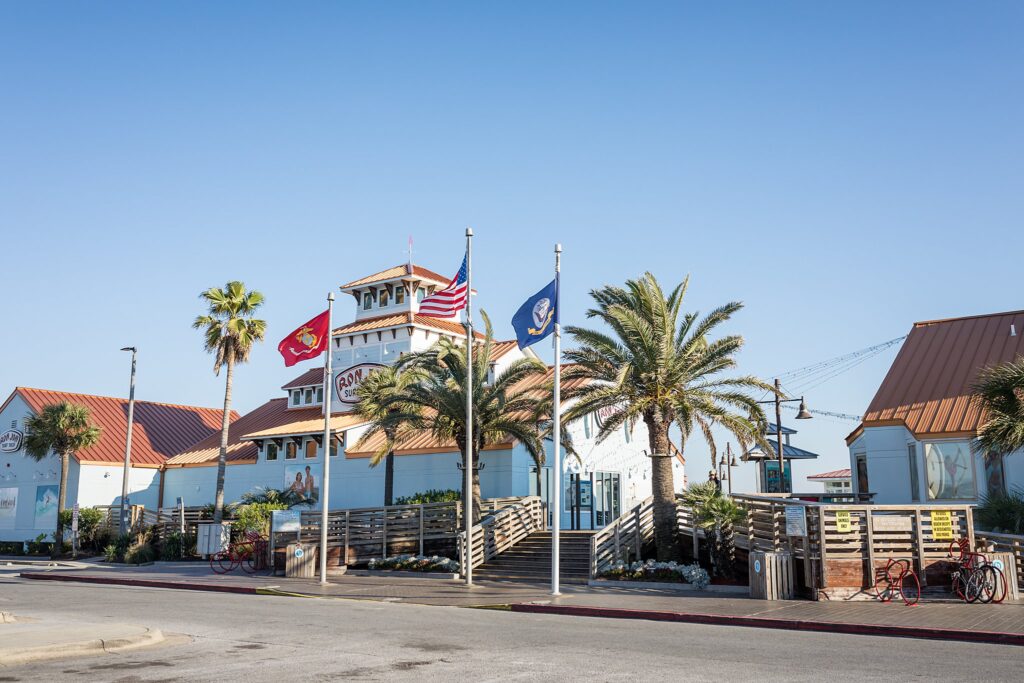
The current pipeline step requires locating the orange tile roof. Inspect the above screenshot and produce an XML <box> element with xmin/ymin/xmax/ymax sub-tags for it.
<box><xmin>849</xmin><ymin>309</ymin><xmax>1024</xmax><ymax>444</ymax></box>
<box><xmin>808</xmin><ymin>468</ymin><xmax>851</xmax><ymax>480</ymax></box>
<box><xmin>242</xmin><ymin>412</ymin><xmax>366</xmax><ymax>439</ymax></box>
<box><xmin>340</xmin><ymin>264</ymin><xmax>450</xmax><ymax>290</ymax></box>
<box><xmin>282</xmin><ymin>367</ymin><xmax>324</xmax><ymax>390</ymax></box>
<box><xmin>6</xmin><ymin>387</ymin><xmax>230</xmax><ymax>467</ymax></box>
<box><xmin>333</xmin><ymin>313</ymin><xmax>485</xmax><ymax>340</ymax></box>
<box><xmin>346</xmin><ymin>363</ymin><xmax>589</xmax><ymax>457</ymax></box>
<box><xmin>165</xmin><ymin>398</ymin><xmax>293</xmax><ymax>467</ymax></box>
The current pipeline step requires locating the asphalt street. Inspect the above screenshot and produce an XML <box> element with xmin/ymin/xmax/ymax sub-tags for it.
<box><xmin>0</xmin><ymin>576</ymin><xmax>1020</xmax><ymax>682</ymax></box>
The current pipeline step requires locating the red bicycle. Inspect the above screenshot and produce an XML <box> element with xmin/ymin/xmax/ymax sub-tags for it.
<box><xmin>210</xmin><ymin>531</ymin><xmax>268</xmax><ymax>575</ymax></box>
<box><xmin>948</xmin><ymin>539</ymin><xmax>1007</xmax><ymax>604</ymax></box>
<box><xmin>873</xmin><ymin>557</ymin><xmax>921</xmax><ymax>606</ymax></box>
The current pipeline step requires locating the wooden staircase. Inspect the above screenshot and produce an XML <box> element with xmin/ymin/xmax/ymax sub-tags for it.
<box><xmin>474</xmin><ymin>531</ymin><xmax>595</xmax><ymax>584</ymax></box>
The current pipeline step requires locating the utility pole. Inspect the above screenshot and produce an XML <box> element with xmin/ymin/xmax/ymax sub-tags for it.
<box><xmin>119</xmin><ymin>347</ymin><xmax>137</xmax><ymax>535</ymax></box>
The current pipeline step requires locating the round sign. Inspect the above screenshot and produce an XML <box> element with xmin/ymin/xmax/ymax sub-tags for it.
<box><xmin>993</xmin><ymin>559</ymin><xmax>1004</xmax><ymax>572</ymax></box>
<box><xmin>294</xmin><ymin>547</ymin><xmax>304</xmax><ymax>559</ymax></box>
<box><xmin>754</xmin><ymin>559</ymin><xmax>762</xmax><ymax>574</ymax></box>
<box><xmin>335</xmin><ymin>363</ymin><xmax>386</xmax><ymax>404</ymax></box>
<box><xmin>0</xmin><ymin>429</ymin><xmax>24</xmax><ymax>453</ymax></box>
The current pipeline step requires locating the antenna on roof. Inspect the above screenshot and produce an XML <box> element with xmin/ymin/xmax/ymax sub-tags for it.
<box><xmin>406</xmin><ymin>235</ymin><xmax>414</xmax><ymax>274</ymax></box>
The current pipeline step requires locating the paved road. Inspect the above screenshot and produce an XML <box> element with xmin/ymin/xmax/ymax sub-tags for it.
<box><xmin>0</xmin><ymin>577</ymin><xmax>1020</xmax><ymax>682</ymax></box>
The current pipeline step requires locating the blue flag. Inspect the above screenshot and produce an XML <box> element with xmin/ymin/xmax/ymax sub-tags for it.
<box><xmin>512</xmin><ymin>278</ymin><xmax>558</xmax><ymax>350</ymax></box>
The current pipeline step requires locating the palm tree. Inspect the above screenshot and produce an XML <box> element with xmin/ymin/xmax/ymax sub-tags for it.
<box><xmin>23</xmin><ymin>402</ymin><xmax>101</xmax><ymax>558</ymax></box>
<box><xmin>563</xmin><ymin>273</ymin><xmax>772</xmax><ymax>561</ymax></box>
<box><xmin>353</xmin><ymin>364</ymin><xmax>427</xmax><ymax>505</ymax></box>
<box><xmin>682</xmin><ymin>481</ymin><xmax>744</xmax><ymax>578</ymax></box>
<box><xmin>973</xmin><ymin>355</ymin><xmax>1024</xmax><ymax>462</ymax></box>
<box><xmin>193</xmin><ymin>281</ymin><xmax>267</xmax><ymax>523</ymax></box>
<box><xmin>355</xmin><ymin>312</ymin><xmax>548</xmax><ymax>523</ymax></box>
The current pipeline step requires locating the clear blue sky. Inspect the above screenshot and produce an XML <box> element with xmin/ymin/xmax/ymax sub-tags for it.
<box><xmin>2</xmin><ymin>2</ymin><xmax>1022</xmax><ymax>492</ymax></box>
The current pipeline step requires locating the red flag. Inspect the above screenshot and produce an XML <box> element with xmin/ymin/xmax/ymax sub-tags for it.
<box><xmin>278</xmin><ymin>310</ymin><xmax>330</xmax><ymax>367</ymax></box>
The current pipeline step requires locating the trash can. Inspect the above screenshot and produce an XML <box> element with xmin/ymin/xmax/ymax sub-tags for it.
<box><xmin>749</xmin><ymin>551</ymin><xmax>795</xmax><ymax>600</ymax></box>
<box><xmin>285</xmin><ymin>543</ymin><xmax>316</xmax><ymax>579</ymax></box>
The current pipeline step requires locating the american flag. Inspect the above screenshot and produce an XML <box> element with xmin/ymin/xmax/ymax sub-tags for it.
<box><xmin>418</xmin><ymin>253</ymin><xmax>469</xmax><ymax>318</ymax></box>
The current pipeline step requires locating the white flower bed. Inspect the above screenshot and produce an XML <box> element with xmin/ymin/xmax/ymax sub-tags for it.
<box><xmin>368</xmin><ymin>554</ymin><xmax>459</xmax><ymax>573</ymax></box>
<box><xmin>598</xmin><ymin>559</ymin><xmax>710</xmax><ymax>589</ymax></box>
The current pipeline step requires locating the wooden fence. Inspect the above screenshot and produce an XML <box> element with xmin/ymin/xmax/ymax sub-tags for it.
<box><xmin>460</xmin><ymin>496</ymin><xmax>546</xmax><ymax>573</ymax></box>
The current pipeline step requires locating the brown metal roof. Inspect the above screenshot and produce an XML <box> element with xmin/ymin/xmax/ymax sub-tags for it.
<box><xmin>8</xmin><ymin>387</ymin><xmax>230</xmax><ymax>467</ymax></box>
<box><xmin>808</xmin><ymin>468</ymin><xmax>851</xmax><ymax>480</ymax></box>
<box><xmin>164</xmin><ymin>398</ymin><xmax>293</xmax><ymax>467</ymax></box>
<box><xmin>332</xmin><ymin>313</ymin><xmax>485</xmax><ymax>340</ymax></box>
<box><xmin>281</xmin><ymin>367</ymin><xmax>324</xmax><ymax>390</ymax></box>
<box><xmin>242</xmin><ymin>412</ymin><xmax>366</xmax><ymax>440</ymax></box>
<box><xmin>339</xmin><ymin>264</ymin><xmax>450</xmax><ymax>290</ymax></box>
<box><xmin>849</xmin><ymin>309</ymin><xmax>1024</xmax><ymax>444</ymax></box>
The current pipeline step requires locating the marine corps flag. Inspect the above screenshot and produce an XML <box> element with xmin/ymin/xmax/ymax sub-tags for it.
<box><xmin>278</xmin><ymin>309</ymin><xmax>330</xmax><ymax>367</ymax></box>
<box><xmin>512</xmin><ymin>278</ymin><xmax>558</xmax><ymax>350</ymax></box>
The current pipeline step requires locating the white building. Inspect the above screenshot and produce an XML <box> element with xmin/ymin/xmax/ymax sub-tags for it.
<box><xmin>846</xmin><ymin>310</ymin><xmax>1024</xmax><ymax>505</ymax></box>
<box><xmin>807</xmin><ymin>468</ymin><xmax>852</xmax><ymax>496</ymax></box>
<box><xmin>161</xmin><ymin>262</ymin><xmax>680</xmax><ymax>529</ymax></box>
<box><xmin>0</xmin><ymin>387</ymin><xmax>226</xmax><ymax>543</ymax></box>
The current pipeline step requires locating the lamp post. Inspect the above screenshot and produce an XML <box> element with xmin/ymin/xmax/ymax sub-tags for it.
<box><xmin>723</xmin><ymin>443</ymin><xmax>738</xmax><ymax>496</ymax></box>
<box><xmin>119</xmin><ymin>346</ymin><xmax>137</xmax><ymax>534</ymax></box>
<box><xmin>756</xmin><ymin>379</ymin><xmax>812</xmax><ymax>494</ymax></box>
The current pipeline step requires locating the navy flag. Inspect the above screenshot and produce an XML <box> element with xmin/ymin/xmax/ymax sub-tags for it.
<box><xmin>512</xmin><ymin>278</ymin><xmax>558</xmax><ymax>350</ymax></box>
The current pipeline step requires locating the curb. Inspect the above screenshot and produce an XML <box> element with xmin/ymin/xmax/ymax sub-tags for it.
<box><xmin>20</xmin><ymin>572</ymin><xmax>258</xmax><ymax>595</ymax></box>
<box><xmin>509</xmin><ymin>603</ymin><xmax>1024</xmax><ymax>647</ymax></box>
<box><xmin>0</xmin><ymin>627</ymin><xmax>164</xmax><ymax>666</ymax></box>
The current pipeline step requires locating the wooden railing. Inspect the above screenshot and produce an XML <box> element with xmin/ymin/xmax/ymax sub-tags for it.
<box><xmin>589</xmin><ymin>497</ymin><xmax>655</xmax><ymax>578</ymax></box>
<box><xmin>459</xmin><ymin>496</ymin><xmax>545</xmax><ymax>574</ymax></box>
<box><xmin>974</xmin><ymin>529</ymin><xmax>1024</xmax><ymax>590</ymax></box>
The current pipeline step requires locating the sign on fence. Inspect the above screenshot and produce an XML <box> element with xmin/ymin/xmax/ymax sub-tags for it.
<box><xmin>834</xmin><ymin>510</ymin><xmax>852</xmax><ymax>533</ymax></box>
<box><xmin>785</xmin><ymin>506</ymin><xmax>807</xmax><ymax>537</ymax></box>
<box><xmin>872</xmin><ymin>515</ymin><xmax>913</xmax><ymax>532</ymax></box>
<box><xmin>272</xmin><ymin>509</ymin><xmax>302</xmax><ymax>534</ymax></box>
<box><xmin>930</xmin><ymin>510</ymin><xmax>954</xmax><ymax>540</ymax></box>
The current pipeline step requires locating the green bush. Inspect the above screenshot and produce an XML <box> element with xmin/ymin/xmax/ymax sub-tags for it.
<box><xmin>58</xmin><ymin>507</ymin><xmax>107</xmax><ymax>552</ymax></box>
<box><xmin>26</xmin><ymin>534</ymin><xmax>51</xmax><ymax>556</ymax></box>
<box><xmin>0</xmin><ymin>541</ymin><xmax>24</xmax><ymax>555</ymax></box>
<box><xmin>124</xmin><ymin>541</ymin><xmax>156</xmax><ymax>565</ymax></box>
<box><xmin>232</xmin><ymin>502</ymin><xmax>287</xmax><ymax>535</ymax></box>
<box><xmin>160</xmin><ymin>531</ymin><xmax>197</xmax><ymax>560</ymax></box>
<box><xmin>394</xmin><ymin>489</ymin><xmax>461</xmax><ymax>505</ymax></box>
<box><xmin>103</xmin><ymin>533</ymin><xmax>133</xmax><ymax>563</ymax></box>
<box><xmin>976</xmin><ymin>487</ymin><xmax>1024</xmax><ymax>534</ymax></box>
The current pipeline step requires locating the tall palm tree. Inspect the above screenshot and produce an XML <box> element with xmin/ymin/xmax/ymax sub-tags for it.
<box><xmin>563</xmin><ymin>273</ymin><xmax>772</xmax><ymax>561</ymax></box>
<box><xmin>193</xmin><ymin>281</ymin><xmax>267</xmax><ymax>523</ymax></box>
<box><xmin>973</xmin><ymin>355</ymin><xmax>1024</xmax><ymax>463</ymax></box>
<box><xmin>355</xmin><ymin>312</ymin><xmax>548</xmax><ymax>523</ymax></box>
<box><xmin>23</xmin><ymin>402</ymin><xmax>101</xmax><ymax>558</ymax></box>
<box><xmin>353</xmin><ymin>364</ymin><xmax>427</xmax><ymax>505</ymax></box>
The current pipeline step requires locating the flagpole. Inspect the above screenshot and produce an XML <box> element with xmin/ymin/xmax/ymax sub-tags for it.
<box><xmin>464</xmin><ymin>227</ymin><xmax>474</xmax><ymax>587</ymax></box>
<box><xmin>319</xmin><ymin>291</ymin><xmax>334</xmax><ymax>585</ymax></box>
<box><xmin>551</xmin><ymin>243</ymin><xmax>562</xmax><ymax>596</ymax></box>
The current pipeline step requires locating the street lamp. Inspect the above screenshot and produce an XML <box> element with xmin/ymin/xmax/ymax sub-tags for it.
<box><xmin>119</xmin><ymin>347</ymin><xmax>137</xmax><ymax>535</ymax></box>
<box><xmin>756</xmin><ymin>379</ymin><xmax>812</xmax><ymax>494</ymax></box>
<box><xmin>721</xmin><ymin>443</ymin><xmax>739</xmax><ymax>496</ymax></box>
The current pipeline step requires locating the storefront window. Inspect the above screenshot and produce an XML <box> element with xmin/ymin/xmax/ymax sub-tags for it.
<box><xmin>265</xmin><ymin>443</ymin><xmax>278</xmax><ymax>461</ymax></box>
<box><xmin>305</xmin><ymin>440</ymin><xmax>318</xmax><ymax>459</ymax></box>
<box><xmin>984</xmin><ymin>455</ymin><xmax>1006</xmax><ymax>497</ymax></box>
<box><xmin>286</xmin><ymin>442</ymin><xmax>297</xmax><ymax>460</ymax></box>
<box><xmin>924</xmin><ymin>441</ymin><xmax>976</xmax><ymax>500</ymax></box>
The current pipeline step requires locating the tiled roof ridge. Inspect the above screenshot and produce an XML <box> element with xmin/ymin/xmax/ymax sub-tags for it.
<box><xmin>914</xmin><ymin>308</ymin><xmax>1024</xmax><ymax>327</ymax></box>
<box><xmin>16</xmin><ymin>386</ymin><xmax>232</xmax><ymax>416</ymax></box>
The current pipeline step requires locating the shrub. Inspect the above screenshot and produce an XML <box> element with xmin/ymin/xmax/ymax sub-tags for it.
<box><xmin>58</xmin><ymin>507</ymin><xmax>107</xmax><ymax>552</ymax></box>
<box><xmin>232</xmin><ymin>502</ymin><xmax>287</xmax><ymax>535</ymax></box>
<box><xmin>368</xmin><ymin>554</ymin><xmax>459</xmax><ymax>573</ymax></box>
<box><xmin>394</xmin><ymin>489</ymin><xmax>461</xmax><ymax>505</ymax></box>
<box><xmin>598</xmin><ymin>560</ymin><xmax>710</xmax><ymax>589</ymax></box>
<box><xmin>976</xmin><ymin>487</ymin><xmax>1024</xmax><ymax>535</ymax></box>
<box><xmin>0</xmin><ymin>541</ymin><xmax>24</xmax><ymax>556</ymax></box>
<box><xmin>124</xmin><ymin>541</ymin><xmax>156</xmax><ymax>565</ymax></box>
<box><xmin>26</xmin><ymin>534</ymin><xmax>51</xmax><ymax>556</ymax></box>
<box><xmin>160</xmin><ymin>531</ymin><xmax>197</xmax><ymax>560</ymax></box>
<box><xmin>103</xmin><ymin>533</ymin><xmax>133</xmax><ymax>563</ymax></box>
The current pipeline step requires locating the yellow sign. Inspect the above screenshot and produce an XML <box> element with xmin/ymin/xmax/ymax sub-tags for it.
<box><xmin>834</xmin><ymin>510</ymin><xmax>852</xmax><ymax>533</ymax></box>
<box><xmin>931</xmin><ymin>510</ymin><xmax>954</xmax><ymax>540</ymax></box>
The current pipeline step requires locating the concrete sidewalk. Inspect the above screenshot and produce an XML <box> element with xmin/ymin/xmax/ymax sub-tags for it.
<box><xmin>18</xmin><ymin>561</ymin><xmax>1024</xmax><ymax>646</ymax></box>
<box><xmin>0</xmin><ymin>618</ymin><xmax>164</xmax><ymax>666</ymax></box>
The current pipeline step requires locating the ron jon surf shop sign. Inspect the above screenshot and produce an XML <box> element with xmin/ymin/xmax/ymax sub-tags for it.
<box><xmin>335</xmin><ymin>363</ymin><xmax>385</xmax><ymax>404</ymax></box>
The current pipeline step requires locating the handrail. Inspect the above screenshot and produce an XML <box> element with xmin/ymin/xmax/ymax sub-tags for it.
<box><xmin>458</xmin><ymin>496</ymin><xmax>544</xmax><ymax>575</ymax></box>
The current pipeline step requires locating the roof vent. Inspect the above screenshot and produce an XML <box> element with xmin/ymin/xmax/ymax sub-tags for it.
<box><xmin>1012</xmin><ymin>324</ymin><xmax>1018</xmax><ymax>337</ymax></box>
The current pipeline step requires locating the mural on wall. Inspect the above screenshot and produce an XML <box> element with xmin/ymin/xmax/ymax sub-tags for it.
<box><xmin>0</xmin><ymin>488</ymin><xmax>17</xmax><ymax>529</ymax></box>
<box><xmin>284</xmin><ymin>464</ymin><xmax>319</xmax><ymax>505</ymax></box>
<box><xmin>34</xmin><ymin>485</ymin><xmax>58</xmax><ymax>529</ymax></box>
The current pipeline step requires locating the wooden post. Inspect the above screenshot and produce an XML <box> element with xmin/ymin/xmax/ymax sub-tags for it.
<box><xmin>419</xmin><ymin>504</ymin><xmax>425</xmax><ymax>557</ymax></box>
<box><xmin>634</xmin><ymin>506</ymin><xmax>642</xmax><ymax>559</ymax></box>
<box><xmin>774</xmin><ymin>503</ymin><xmax>783</xmax><ymax>552</ymax></box>
<box><xmin>818</xmin><ymin>507</ymin><xmax>828</xmax><ymax>589</ymax></box>
<box><xmin>614</xmin><ymin>520</ymin><xmax>621</xmax><ymax>564</ymax></box>
<box><xmin>865</xmin><ymin>509</ymin><xmax>876</xmax><ymax>588</ymax></box>
<box><xmin>965</xmin><ymin>505</ymin><xmax>975</xmax><ymax>550</ymax></box>
<box><xmin>344</xmin><ymin>510</ymin><xmax>350</xmax><ymax>566</ymax></box>
<box><xmin>747</xmin><ymin>503</ymin><xmax>755</xmax><ymax>550</ymax></box>
<box><xmin>913</xmin><ymin>508</ymin><xmax>927</xmax><ymax>586</ymax></box>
